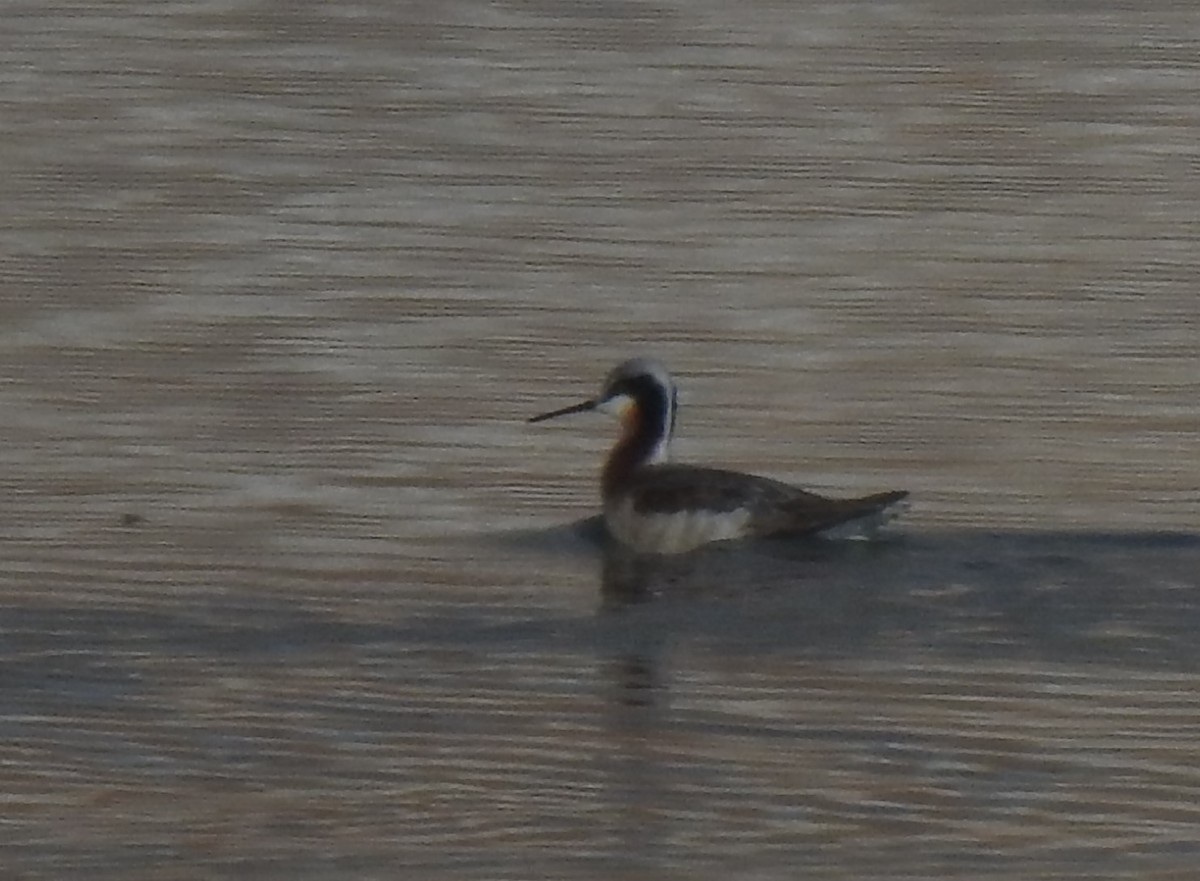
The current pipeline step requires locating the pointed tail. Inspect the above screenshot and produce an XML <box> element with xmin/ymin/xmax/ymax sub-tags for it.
<box><xmin>821</xmin><ymin>489</ymin><xmax>909</xmax><ymax>539</ymax></box>
<box><xmin>778</xmin><ymin>489</ymin><xmax>909</xmax><ymax>540</ymax></box>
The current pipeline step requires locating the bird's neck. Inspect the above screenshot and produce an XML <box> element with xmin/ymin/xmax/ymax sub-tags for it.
<box><xmin>601</xmin><ymin>407</ymin><xmax>672</xmax><ymax>499</ymax></box>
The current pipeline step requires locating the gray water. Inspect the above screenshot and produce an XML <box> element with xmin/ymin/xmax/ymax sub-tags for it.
<box><xmin>3</xmin><ymin>1</ymin><xmax>1200</xmax><ymax>878</ymax></box>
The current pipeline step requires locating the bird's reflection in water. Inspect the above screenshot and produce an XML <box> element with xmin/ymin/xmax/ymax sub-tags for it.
<box><xmin>599</xmin><ymin>533</ymin><xmax>906</xmax><ymax>650</ymax></box>
<box><xmin>597</xmin><ymin>543</ymin><xmax>673</xmax><ymax>878</ymax></box>
<box><xmin>594</xmin><ymin>534</ymin><xmax>908</xmax><ymax>876</ymax></box>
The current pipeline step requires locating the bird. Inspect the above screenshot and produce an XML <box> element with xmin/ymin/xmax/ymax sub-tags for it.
<box><xmin>529</xmin><ymin>357</ymin><xmax>909</xmax><ymax>555</ymax></box>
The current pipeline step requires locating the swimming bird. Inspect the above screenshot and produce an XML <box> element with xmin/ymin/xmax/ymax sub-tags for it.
<box><xmin>529</xmin><ymin>357</ymin><xmax>909</xmax><ymax>555</ymax></box>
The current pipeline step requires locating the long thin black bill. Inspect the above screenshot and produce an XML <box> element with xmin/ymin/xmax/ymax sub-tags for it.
<box><xmin>528</xmin><ymin>398</ymin><xmax>597</xmax><ymax>423</ymax></box>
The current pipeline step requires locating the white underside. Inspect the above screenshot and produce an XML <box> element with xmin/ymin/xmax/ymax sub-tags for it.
<box><xmin>604</xmin><ymin>495</ymin><xmax>910</xmax><ymax>554</ymax></box>
<box><xmin>604</xmin><ymin>498</ymin><xmax>752</xmax><ymax>555</ymax></box>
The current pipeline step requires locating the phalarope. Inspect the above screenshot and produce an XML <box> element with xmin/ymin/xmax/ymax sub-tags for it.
<box><xmin>530</xmin><ymin>357</ymin><xmax>908</xmax><ymax>555</ymax></box>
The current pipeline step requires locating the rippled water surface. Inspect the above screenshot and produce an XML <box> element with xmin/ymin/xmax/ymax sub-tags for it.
<box><xmin>3</xmin><ymin>1</ymin><xmax>1200</xmax><ymax>878</ymax></box>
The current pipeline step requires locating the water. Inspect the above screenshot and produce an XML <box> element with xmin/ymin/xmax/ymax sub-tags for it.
<box><xmin>3</xmin><ymin>1</ymin><xmax>1200</xmax><ymax>878</ymax></box>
